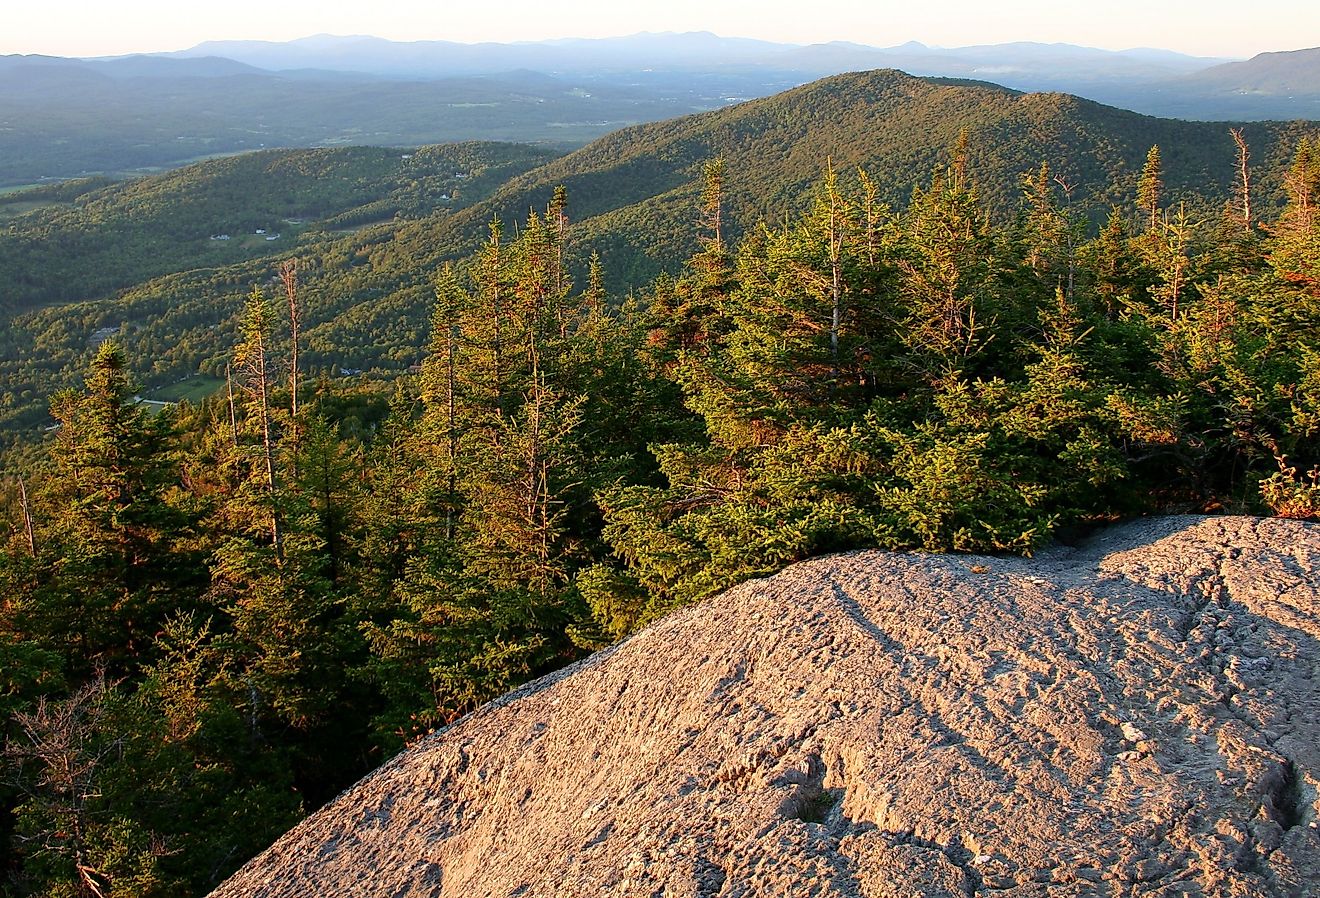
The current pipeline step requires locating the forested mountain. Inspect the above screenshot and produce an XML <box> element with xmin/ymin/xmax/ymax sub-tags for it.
<box><xmin>1183</xmin><ymin>46</ymin><xmax>1320</xmax><ymax>94</ymax></box>
<box><xmin>1</xmin><ymin>69</ymin><xmax>1314</xmax><ymax>438</ymax></box>
<box><xmin>472</xmin><ymin>70</ymin><xmax>1311</xmax><ymax>284</ymax></box>
<box><xmin>1126</xmin><ymin>46</ymin><xmax>1320</xmax><ymax>121</ymax></box>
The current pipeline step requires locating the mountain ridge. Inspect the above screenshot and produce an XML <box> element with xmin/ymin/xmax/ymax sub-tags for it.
<box><xmin>460</xmin><ymin>69</ymin><xmax>1309</xmax><ymax>286</ymax></box>
<box><xmin>4</xmin><ymin>35</ymin><xmax>1315</xmax><ymax>188</ymax></box>
<box><xmin>1183</xmin><ymin>45</ymin><xmax>1320</xmax><ymax>92</ymax></box>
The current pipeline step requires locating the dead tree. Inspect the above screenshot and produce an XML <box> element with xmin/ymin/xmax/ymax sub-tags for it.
<box><xmin>1230</xmin><ymin>128</ymin><xmax>1252</xmax><ymax>234</ymax></box>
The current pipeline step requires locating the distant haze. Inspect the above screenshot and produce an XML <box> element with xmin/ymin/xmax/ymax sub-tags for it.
<box><xmin>5</xmin><ymin>0</ymin><xmax>1319</xmax><ymax>58</ymax></box>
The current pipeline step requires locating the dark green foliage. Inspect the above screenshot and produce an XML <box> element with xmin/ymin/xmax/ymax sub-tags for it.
<box><xmin>592</xmin><ymin>137</ymin><xmax>1320</xmax><ymax>611</ymax></box>
<box><xmin>360</xmin><ymin>201</ymin><xmax>675</xmax><ymax>742</ymax></box>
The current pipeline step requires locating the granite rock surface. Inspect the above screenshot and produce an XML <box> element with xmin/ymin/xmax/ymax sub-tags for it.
<box><xmin>211</xmin><ymin>516</ymin><xmax>1320</xmax><ymax>897</ymax></box>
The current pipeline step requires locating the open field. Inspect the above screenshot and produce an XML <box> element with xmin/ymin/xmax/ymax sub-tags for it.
<box><xmin>146</xmin><ymin>375</ymin><xmax>226</xmax><ymax>403</ymax></box>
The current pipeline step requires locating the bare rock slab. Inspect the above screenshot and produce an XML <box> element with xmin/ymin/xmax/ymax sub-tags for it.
<box><xmin>210</xmin><ymin>516</ymin><xmax>1320</xmax><ymax>897</ymax></box>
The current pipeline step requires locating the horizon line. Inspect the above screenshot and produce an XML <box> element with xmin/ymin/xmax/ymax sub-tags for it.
<box><xmin>2</xmin><ymin>30</ymin><xmax>1288</xmax><ymax>63</ymax></box>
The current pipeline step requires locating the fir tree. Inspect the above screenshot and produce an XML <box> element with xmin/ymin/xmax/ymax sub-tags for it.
<box><xmin>1137</xmin><ymin>144</ymin><xmax>1163</xmax><ymax>234</ymax></box>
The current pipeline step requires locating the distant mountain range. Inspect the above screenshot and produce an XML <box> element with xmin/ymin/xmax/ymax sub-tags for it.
<box><xmin>1180</xmin><ymin>46</ymin><xmax>1320</xmax><ymax>93</ymax></box>
<box><xmin>164</xmin><ymin>32</ymin><xmax>1222</xmax><ymax>84</ymax></box>
<box><xmin>0</xmin><ymin>56</ymin><xmax>715</xmax><ymax>186</ymax></box>
<box><xmin>156</xmin><ymin>32</ymin><xmax>1320</xmax><ymax>120</ymax></box>
<box><xmin>0</xmin><ymin>53</ymin><xmax>265</xmax><ymax>79</ymax></box>
<box><xmin>0</xmin><ymin>33</ymin><xmax>1317</xmax><ymax>188</ymax></box>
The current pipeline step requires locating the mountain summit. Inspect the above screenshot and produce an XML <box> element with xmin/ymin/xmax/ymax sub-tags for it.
<box><xmin>209</xmin><ymin>517</ymin><xmax>1320</xmax><ymax>897</ymax></box>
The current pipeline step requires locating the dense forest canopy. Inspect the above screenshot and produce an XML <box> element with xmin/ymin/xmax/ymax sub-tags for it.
<box><xmin>2</xmin><ymin>120</ymin><xmax>1319</xmax><ymax>895</ymax></box>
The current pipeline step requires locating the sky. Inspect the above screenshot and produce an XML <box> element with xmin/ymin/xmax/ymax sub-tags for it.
<box><xmin>5</xmin><ymin>0</ymin><xmax>1319</xmax><ymax>60</ymax></box>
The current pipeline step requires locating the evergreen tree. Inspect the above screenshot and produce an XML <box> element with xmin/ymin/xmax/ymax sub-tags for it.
<box><xmin>894</xmin><ymin>161</ymin><xmax>1000</xmax><ymax>378</ymax></box>
<box><xmin>1137</xmin><ymin>144</ymin><xmax>1163</xmax><ymax>234</ymax></box>
<box><xmin>232</xmin><ymin>287</ymin><xmax>282</xmax><ymax>554</ymax></box>
<box><xmin>21</xmin><ymin>344</ymin><xmax>198</xmax><ymax>670</ymax></box>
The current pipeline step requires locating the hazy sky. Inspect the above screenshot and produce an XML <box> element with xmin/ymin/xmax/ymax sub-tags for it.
<box><xmin>5</xmin><ymin>0</ymin><xmax>1318</xmax><ymax>59</ymax></box>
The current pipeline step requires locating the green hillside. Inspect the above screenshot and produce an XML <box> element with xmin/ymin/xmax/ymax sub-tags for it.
<box><xmin>475</xmin><ymin>70</ymin><xmax>1310</xmax><ymax>285</ymax></box>
<box><xmin>1</xmin><ymin>69</ymin><xmax>1314</xmax><ymax>436</ymax></box>
<box><xmin>0</xmin><ymin>142</ymin><xmax>556</xmax><ymax>317</ymax></box>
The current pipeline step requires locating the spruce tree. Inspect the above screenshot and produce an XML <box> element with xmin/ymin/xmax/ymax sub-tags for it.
<box><xmin>1137</xmin><ymin>145</ymin><xmax>1163</xmax><ymax>234</ymax></box>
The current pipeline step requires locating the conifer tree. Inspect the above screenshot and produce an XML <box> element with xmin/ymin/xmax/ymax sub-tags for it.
<box><xmin>1272</xmin><ymin>137</ymin><xmax>1320</xmax><ymax>280</ymax></box>
<box><xmin>280</xmin><ymin>259</ymin><xmax>303</xmax><ymax>474</ymax></box>
<box><xmin>233</xmin><ymin>287</ymin><xmax>282</xmax><ymax>555</ymax></box>
<box><xmin>32</xmin><ymin>343</ymin><xmax>193</xmax><ymax>667</ymax></box>
<box><xmin>895</xmin><ymin>159</ymin><xmax>998</xmax><ymax>376</ymax></box>
<box><xmin>1016</xmin><ymin>162</ymin><xmax>1085</xmax><ymax>303</ymax></box>
<box><xmin>421</xmin><ymin>265</ymin><xmax>468</xmax><ymax>539</ymax></box>
<box><xmin>647</xmin><ymin>160</ymin><xmax>738</xmax><ymax>360</ymax></box>
<box><xmin>1137</xmin><ymin>145</ymin><xmax>1163</xmax><ymax>234</ymax></box>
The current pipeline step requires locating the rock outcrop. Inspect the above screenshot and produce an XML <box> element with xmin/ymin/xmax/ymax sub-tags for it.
<box><xmin>211</xmin><ymin>516</ymin><xmax>1320</xmax><ymax>897</ymax></box>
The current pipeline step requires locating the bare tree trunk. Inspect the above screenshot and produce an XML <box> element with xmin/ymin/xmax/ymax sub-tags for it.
<box><xmin>549</xmin><ymin>186</ymin><xmax>568</xmax><ymax>296</ymax></box>
<box><xmin>254</xmin><ymin>340</ymin><xmax>282</xmax><ymax>558</ymax></box>
<box><xmin>225</xmin><ymin>363</ymin><xmax>238</xmax><ymax>448</ymax></box>
<box><xmin>18</xmin><ymin>476</ymin><xmax>35</xmax><ymax>557</ymax></box>
<box><xmin>444</xmin><ymin>310</ymin><xmax>459</xmax><ymax>541</ymax></box>
<box><xmin>701</xmin><ymin>159</ymin><xmax>725</xmax><ymax>249</ymax></box>
<box><xmin>280</xmin><ymin>260</ymin><xmax>301</xmax><ymax>422</ymax></box>
<box><xmin>827</xmin><ymin>185</ymin><xmax>843</xmax><ymax>378</ymax></box>
<box><xmin>238</xmin><ymin>293</ymin><xmax>283</xmax><ymax>557</ymax></box>
<box><xmin>489</xmin><ymin>230</ymin><xmax>505</xmax><ymax>408</ymax></box>
<box><xmin>280</xmin><ymin>260</ymin><xmax>302</xmax><ymax>479</ymax></box>
<box><xmin>10</xmin><ymin>678</ymin><xmax>124</xmax><ymax>898</ymax></box>
<box><xmin>523</xmin><ymin>376</ymin><xmax>554</xmax><ymax>595</ymax></box>
<box><xmin>527</xmin><ymin>381</ymin><xmax>543</xmax><ymax>590</ymax></box>
<box><xmin>1053</xmin><ymin>174</ymin><xmax>1079</xmax><ymax>300</ymax></box>
<box><xmin>1231</xmin><ymin>128</ymin><xmax>1252</xmax><ymax>234</ymax></box>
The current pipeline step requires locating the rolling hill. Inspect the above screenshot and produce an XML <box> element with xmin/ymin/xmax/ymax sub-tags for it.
<box><xmin>1183</xmin><ymin>46</ymin><xmax>1320</xmax><ymax>94</ymax></box>
<box><xmin>0</xmin><ymin>142</ymin><xmax>555</xmax><ymax>317</ymax></box>
<box><xmin>1</xmin><ymin>69</ymin><xmax>1314</xmax><ymax>434</ymax></box>
<box><xmin>1119</xmin><ymin>46</ymin><xmax>1320</xmax><ymax>121</ymax></box>
<box><xmin>467</xmin><ymin>69</ymin><xmax>1311</xmax><ymax>285</ymax></box>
